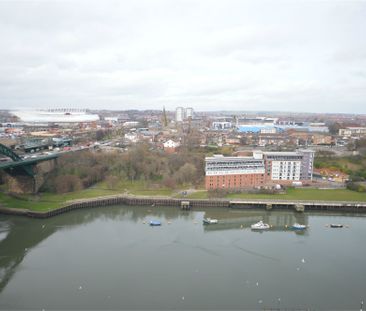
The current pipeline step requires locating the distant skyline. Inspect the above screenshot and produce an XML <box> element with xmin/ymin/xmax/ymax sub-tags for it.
<box><xmin>0</xmin><ymin>0</ymin><xmax>365</xmax><ymax>113</ymax></box>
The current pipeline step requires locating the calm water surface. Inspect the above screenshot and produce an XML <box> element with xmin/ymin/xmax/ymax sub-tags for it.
<box><xmin>0</xmin><ymin>206</ymin><xmax>366</xmax><ymax>310</ymax></box>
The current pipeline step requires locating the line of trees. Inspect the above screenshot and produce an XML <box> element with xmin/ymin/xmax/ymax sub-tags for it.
<box><xmin>314</xmin><ymin>150</ymin><xmax>366</xmax><ymax>181</ymax></box>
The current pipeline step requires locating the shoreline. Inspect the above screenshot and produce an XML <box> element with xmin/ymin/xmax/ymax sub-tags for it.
<box><xmin>1</xmin><ymin>194</ymin><xmax>366</xmax><ymax>218</ymax></box>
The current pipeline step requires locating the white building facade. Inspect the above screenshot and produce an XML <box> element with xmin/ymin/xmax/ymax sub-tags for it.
<box><xmin>257</xmin><ymin>150</ymin><xmax>314</xmax><ymax>182</ymax></box>
<box><xmin>175</xmin><ymin>107</ymin><xmax>184</xmax><ymax>122</ymax></box>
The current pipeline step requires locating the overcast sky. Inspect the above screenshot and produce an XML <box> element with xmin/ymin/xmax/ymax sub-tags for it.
<box><xmin>0</xmin><ymin>0</ymin><xmax>365</xmax><ymax>113</ymax></box>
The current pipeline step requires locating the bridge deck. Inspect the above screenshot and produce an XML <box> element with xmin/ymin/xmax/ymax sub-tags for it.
<box><xmin>0</xmin><ymin>154</ymin><xmax>58</xmax><ymax>169</ymax></box>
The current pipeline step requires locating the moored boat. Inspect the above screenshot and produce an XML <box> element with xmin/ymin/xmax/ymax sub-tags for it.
<box><xmin>203</xmin><ymin>218</ymin><xmax>218</xmax><ymax>225</ymax></box>
<box><xmin>150</xmin><ymin>220</ymin><xmax>161</xmax><ymax>226</ymax></box>
<box><xmin>330</xmin><ymin>224</ymin><xmax>343</xmax><ymax>228</ymax></box>
<box><xmin>291</xmin><ymin>223</ymin><xmax>307</xmax><ymax>230</ymax></box>
<box><xmin>251</xmin><ymin>221</ymin><xmax>270</xmax><ymax>230</ymax></box>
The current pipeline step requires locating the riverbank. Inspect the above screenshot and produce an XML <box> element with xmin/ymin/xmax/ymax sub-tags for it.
<box><xmin>1</xmin><ymin>192</ymin><xmax>366</xmax><ymax>219</ymax></box>
<box><xmin>0</xmin><ymin>180</ymin><xmax>175</xmax><ymax>212</ymax></box>
<box><xmin>1</xmin><ymin>180</ymin><xmax>366</xmax><ymax>217</ymax></box>
<box><xmin>1</xmin><ymin>183</ymin><xmax>366</xmax><ymax>212</ymax></box>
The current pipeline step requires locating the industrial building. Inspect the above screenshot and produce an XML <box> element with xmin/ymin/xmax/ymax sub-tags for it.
<box><xmin>205</xmin><ymin>149</ymin><xmax>314</xmax><ymax>190</ymax></box>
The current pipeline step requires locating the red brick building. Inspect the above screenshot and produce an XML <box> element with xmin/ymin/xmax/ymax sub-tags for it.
<box><xmin>205</xmin><ymin>150</ymin><xmax>314</xmax><ymax>190</ymax></box>
<box><xmin>205</xmin><ymin>155</ymin><xmax>265</xmax><ymax>190</ymax></box>
<box><xmin>205</xmin><ymin>173</ymin><xmax>265</xmax><ymax>190</ymax></box>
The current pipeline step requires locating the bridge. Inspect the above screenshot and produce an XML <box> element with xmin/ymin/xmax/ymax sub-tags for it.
<box><xmin>0</xmin><ymin>143</ymin><xmax>58</xmax><ymax>193</ymax></box>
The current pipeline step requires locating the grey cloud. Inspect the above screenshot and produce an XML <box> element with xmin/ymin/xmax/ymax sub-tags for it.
<box><xmin>0</xmin><ymin>0</ymin><xmax>365</xmax><ymax>113</ymax></box>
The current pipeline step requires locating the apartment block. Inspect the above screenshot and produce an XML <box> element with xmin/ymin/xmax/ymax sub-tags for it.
<box><xmin>205</xmin><ymin>155</ymin><xmax>265</xmax><ymax>190</ymax></box>
<box><xmin>205</xmin><ymin>149</ymin><xmax>314</xmax><ymax>190</ymax></box>
<box><xmin>339</xmin><ymin>127</ymin><xmax>366</xmax><ymax>138</ymax></box>
<box><xmin>258</xmin><ymin>150</ymin><xmax>314</xmax><ymax>184</ymax></box>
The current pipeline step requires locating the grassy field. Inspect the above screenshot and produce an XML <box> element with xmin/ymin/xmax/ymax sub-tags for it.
<box><xmin>0</xmin><ymin>180</ymin><xmax>174</xmax><ymax>212</ymax></box>
<box><xmin>186</xmin><ymin>188</ymin><xmax>366</xmax><ymax>201</ymax></box>
<box><xmin>186</xmin><ymin>191</ymin><xmax>209</xmax><ymax>199</ymax></box>
<box><xmin>1</xmin><ymin>185</ymin><xmax>366</xmax><ymax>212</ymax></box>
<box><xmin>226</xmin><ymin>188</ymin><xmax>366</xmax><ymax>201</ymax></box>
<box><xmin>0</xmin><ymin>188</ymin><xmax>122</xmax><ymax>211</ymax></box>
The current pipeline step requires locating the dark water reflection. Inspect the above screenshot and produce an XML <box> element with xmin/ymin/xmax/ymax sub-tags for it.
<box><xmin>0</xmin><ymin>206</ymin><xmax>365</xmax><ymax>310</ymax></box>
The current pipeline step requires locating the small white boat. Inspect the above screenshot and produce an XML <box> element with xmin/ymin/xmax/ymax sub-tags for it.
<box><xmin>203</xmin><ymin>218</ymin><xmax>218</xmax><ymax>225</ymax></box>
<box><xmin>251</xmin><ymin>221</ymin><xmax>270</xmax><ymax>230</ymax></box>
<box><xmin>291</xmin><ymin>223</ymin><xmax>307</xmax><ymax>230</ymax></box>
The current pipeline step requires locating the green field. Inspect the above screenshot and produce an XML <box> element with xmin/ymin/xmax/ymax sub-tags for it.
<box><xmin>226</xmin><ymin>188</ymin><xmax>366</xmax><ymax>201</ymax></box>
<box><xmin>0</xmin><ymin>180</ymin><xmax>174</xmax><ymax>212</ymax></box>
<box><xmin>186</xmin><ymin>191</ymin><xmax>210</xmax><ymax>199</ymax></box>
<box><xmin>186</xmin><ymin>188</ymin><xmax>366</xmax><ymax>202</ymax></box>
<box><xmin>0</xmin><ymin>188</ymin><xmax>121</xmax><ymax>211</ymax></box>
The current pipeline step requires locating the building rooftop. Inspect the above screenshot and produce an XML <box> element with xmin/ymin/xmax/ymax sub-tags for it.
<box><xmin>205</xmin><ymin>155</ymin><xmax>262</xmax><ymax>161</ymax></box>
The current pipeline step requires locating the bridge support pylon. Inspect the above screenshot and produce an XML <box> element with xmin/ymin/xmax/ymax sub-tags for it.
<box><xmin>4</xmin><ymin>159</ymin><xmax>57</xmax><ymax>194</ymax></box>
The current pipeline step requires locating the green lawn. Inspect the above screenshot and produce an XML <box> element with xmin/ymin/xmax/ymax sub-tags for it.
<box><xmin>186</xmin><ymin>191</ymin><xmax>209</xmax><ymax>199</ymax></box>
<box><xmin>0</xmin><ymin>193</ymin><xmax>60</xmax><ymax>211</ymax></box>
<box><xmin>0</xmin><ymin>188</ymin><xmax>123</xmax><ymax>211</ymax></box>
<box><xmin>186</xmin><ymin>188</ymin><xmax>366</xmax><ymax>201</ymax></box>
<box><xmin>106</xmin><ymin>180</ymin><xmax>174</xmax><ymax>196</ymax></box>
<box><xmin>226</xmin><ymin>188</ymin><xmax>366</xmax><ymax>202</ymax></box>
<box><xmin>0</xmin><ymin>180</ymin><xmax>174</xmax><ymax>212</ymax></box>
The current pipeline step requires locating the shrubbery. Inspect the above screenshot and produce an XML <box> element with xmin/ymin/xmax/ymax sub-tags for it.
<box><xmin>346</xmin><ymin>182</ymin><xmax>366</xmax><ymax>193</ymax></box>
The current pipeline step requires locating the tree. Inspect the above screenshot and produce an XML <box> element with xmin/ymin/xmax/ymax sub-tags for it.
<box><xmin>328</xmin><ymin>122</ymin><xmax>342</xmax><ymax>135</ymax></box>
<box><xmin>105</xmin><ymin>175</ymin><xmax>119</xmax><ymax>190</ymax></box>
<box><xmin>162</xmin><ymin>106</ymin><xmax>168</xmax><ymax>127</ymax></box>
<box><xmin>162</xmin><ymin>175</ymin><xmax>176</xmax><ymax>189</ymax></box>
<box><xmin>54</xmin><ymin>175</ymin><xmax>83</xmax><ymax>193</ymax></box>
<box><xmin>174</xmin><ymin>163</ymin><xmax>197</xmax><ymax>184</ymax></box>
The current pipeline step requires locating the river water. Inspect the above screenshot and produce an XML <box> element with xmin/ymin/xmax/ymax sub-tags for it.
<box><xmin>0</xmin><ymin>205</ymin><xmax>365</xmax><ymax>310</ymax></box>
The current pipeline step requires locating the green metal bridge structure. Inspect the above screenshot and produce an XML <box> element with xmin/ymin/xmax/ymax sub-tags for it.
<box><xmin>0</xmin><ymin>143</ymin><xmax>58</xmax><ymax>193</ymax></box>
